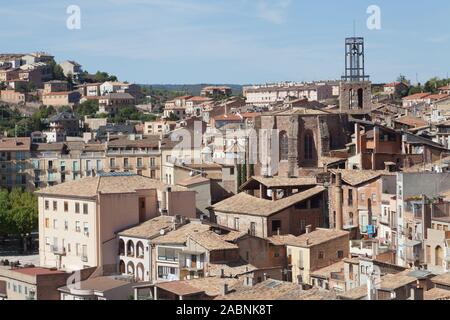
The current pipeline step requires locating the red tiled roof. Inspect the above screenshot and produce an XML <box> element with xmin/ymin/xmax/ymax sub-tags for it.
<box><xmin>427</xmin><ymin>94</ymin><xmax>449</xmax><ymax>101</ymax></box>
<box><xmin>394</xmin><ymin>115</ymin><xmax>428</xmax><ymax>128</ymax></box>
<box><xmin>213</xmin><ymin>114</ymin><xmax>243</xmax><ymax>121</ymax></box>
<box><xmin>402</xmin><ymin>93</ymin><xmax>431</xmax><ymax>100</ymax></box>
<box><xmin>188</xmin><ymin>96</ymin><xmax>211</xmax><ymax>102</ymax></box>
<box><xmin>13</xmin><ymin>267</ymin><xmax>65</xmax><ymax>276</ymax></box>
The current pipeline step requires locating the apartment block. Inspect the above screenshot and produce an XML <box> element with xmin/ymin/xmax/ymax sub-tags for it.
<box><xmin>37</xmin><ymin>173</ymin><xmax>196</xmax><ymax>272</ymax></box>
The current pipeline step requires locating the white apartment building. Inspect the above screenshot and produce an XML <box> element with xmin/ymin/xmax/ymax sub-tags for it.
<box><xmin>243</xmin><ymin>82</ymin><xmax>334</xmax><ymax>107</ymax></box>
<box><xmin>37</xmin><ymin>173</ymin><xmax>196</xmax><ymax>273</ymax></box>
<box><xmin>117</xmin><ymin>216</ymin><xmax>175</xmax><ymax>282</ymax></box>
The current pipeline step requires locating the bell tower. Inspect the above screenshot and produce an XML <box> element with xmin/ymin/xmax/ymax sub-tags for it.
<box><xmin>340</xmin><ymin>37</ymin><xmax>372</xmax><ymax>113</ymax></box>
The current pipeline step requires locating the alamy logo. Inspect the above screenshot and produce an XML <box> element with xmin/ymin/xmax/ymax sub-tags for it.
<box><xmin>367</xmin><ymin>5</ymin><xmax>381</xmax><ymax>30</ymax></box>
<box><xmin>66</xmin><ymin>5</ymin><xmax>81</xmax><ymax>30</ymax></box>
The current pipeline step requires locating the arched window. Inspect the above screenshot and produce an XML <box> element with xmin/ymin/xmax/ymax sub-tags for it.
<box><xmin>119</xmin><ymin>260</ymin><xmax>126</xmax><ymax>274</ymax></box>
<box><xmin>279</xmin><ymin>131</ymin><xmax>289</xmax><ymax>161</ymax></box>
<box><xmin>357</xmin><ymin>88</ymin><xmax>364</xmax><ymax>109</ymax></box>
<box><xmin>304</xmin><ymin>132</ymin><xmax>314</xmax><ymax>160</ymax></box>
<box><xmin>118</xmin><ymin>239</ymin><xmax>125</xmax><ymax>256</ymax></box>
<box><xmin>127</xmin><ymin>261</ymin><xmax>135</xmax><ymax>276</ymax></box>
<box><xmin>436</xmin><ymin>246</ymin><xmax>444</xmax><ymax>266</ymax></box>
<box><xmin>126</xmin><ymin>240</ymin><xmax>135</xmax><ymax>257</ymax></box>
<box><xmin>136</xmin><ymin>263</ymin><xmax>145</xmax><ymax>281</ymax></box>
<box><xmin>136</xmin><ymin>241</ymin><xmax>145</xmax><ymax>259</ymax></box>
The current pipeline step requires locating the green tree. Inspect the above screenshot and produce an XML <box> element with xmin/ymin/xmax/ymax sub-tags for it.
<box><xmin>5</xmin><ymin>188</ymin><xmax>38</xmax><ymax>252</ymax></box>
<box><xmin>75</xmin><ymin>100</ymin><xmax>99</xmax><ymax>117</ymax></box>
<box><xmin>167</xmin><ymin>113</ymin><xmax>180</xmax><ymax>122</ymax></box>
<box><xmin>49</xmin><ymin>60</ymin><xmax>66</xmax><ymax>81</ymax></box>
<box><xmin>93</xmin><ymin>71</ymin><xmax>118</xmax><ymax>83</ymax></box>
<box><xmin>396</xmin><ymin>74</ymin><xmax>410</xmax><ymax>85</ymax></box>
<box><xmin>0</xmin><ymin>189</ymin><xmax>12</xmax><ymax>235</ymax></box>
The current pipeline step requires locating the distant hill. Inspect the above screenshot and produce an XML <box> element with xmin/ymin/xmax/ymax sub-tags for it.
<box><xmin>141</xmin><ymin>84</ymin><xmax>243</xmax><ymax>96</ymax></box>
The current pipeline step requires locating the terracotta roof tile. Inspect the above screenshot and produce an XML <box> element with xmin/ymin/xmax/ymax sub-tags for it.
<box><xmin>212</xmin><ymin>186</ymin><xmax>325</xmax><ymax>217</ymax></box>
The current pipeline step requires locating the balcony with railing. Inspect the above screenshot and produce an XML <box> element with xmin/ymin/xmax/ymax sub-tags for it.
<box><xmin>106</xmin><ymin>149</ymin><xmax>160</xmax><ymax>156</ymax></box>
<box><xmin>179</xmin><ymin>254</ymin><xmax>204</xmax><ymax>271</ymax></box>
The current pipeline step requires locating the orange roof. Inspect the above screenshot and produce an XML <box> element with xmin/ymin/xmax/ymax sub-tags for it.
<box><xmin>427</xmin><ymin>94</ymin><xmax>449</xmax><ymax>101</ymax></box>
<box><xmin>214</xmin><ymin>114</ymin><xmax>243</xmax><ymax>121</ymax></box>
<box><xmin>395</xmin><ymin>116</ymin><xmax>428</xmax><ymax>128</ymax></box>
<box><xmin>13</xmin><ymin>267</ymin><xmax>65</xmax><ymax>276</ymax></box>
<box><xmin>0</xmin><ymin>137</ymin><xmax>31</xmax><ymax>151</ymax></box>
<box><xmin>402</xmin><ymin>93</ymin><xmax>431</xmax><ymax>100</ymax></box>
<box><xmin>188</xmin><ymin>96</ymin><xmax>211</xmax><ymax>102</ymax></box>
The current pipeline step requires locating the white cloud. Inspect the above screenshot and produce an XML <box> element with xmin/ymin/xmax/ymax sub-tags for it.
<box><xmin>255</xmin><ymin>0</ymin><xmax>292</xmax><ymax>24</ymax></box>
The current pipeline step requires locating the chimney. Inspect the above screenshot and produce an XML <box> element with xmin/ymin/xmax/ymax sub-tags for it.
<box><xmin>220</xmin><ymin>269</ymin><xmax>225</xmax><ymax>278</ymax></box>
<box><xmin>305</xmin><ymin>225</ymin><xmax>312</xmax><ymax>234</ymax></box>
<box><xmin>272</xmin><ymin>190</ymin><xmax>277</xmax><ymax>202</ymax></box>
<box><xmin>335</xmin><ymin>172</ymin><xmax>344</xmax><ymax>231</ymax></box>
<box><xmin>160</xmin><ymin>187</ymin><xmax>169</xmax><ymax>215</ymax></box>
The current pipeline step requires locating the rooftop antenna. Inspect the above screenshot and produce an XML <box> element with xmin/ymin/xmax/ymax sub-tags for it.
<box><xmin>353</xmin><ymin>20</ymin><xmax>356</xmax><ymax>38</ymax></box>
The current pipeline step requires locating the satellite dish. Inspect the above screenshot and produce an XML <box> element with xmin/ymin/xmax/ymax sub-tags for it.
<box><xmin>159</xmin><ymin>229</ymin><xmax>165</xmax><ymax>236</ymax></box>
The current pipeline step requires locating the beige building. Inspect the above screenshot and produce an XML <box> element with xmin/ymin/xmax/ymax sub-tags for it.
<box><xmin>44</xmin><ymin>80</ymin><xmax>68</xmax><ymax>94</ymax></box>
<box><xmin>98</xmin><ymin>93</ymin><xmax>135</xmax><ymax>115</ymax></box>
<box><xmin>271</xmin><ymin>228</ymin><xmax>349</xmax><ymax>285</ymax></box>
<box><xmin>42</xmin><ymin>91</ymin><xmax>81</xmax><ymax>107</ymax></box>
<box><xmin>163</xmin><ymin>95</ymin><xmax>193</xmax><ymax>120</ymax></box>
<box><xmin>0</xmin><ymin>137</ymin><xmax>32</xmax><ymax>191</ymax></box>
<box><xmin>144</xmin><ymin>120</ymin><xmax>177</xmax><ymax>135</ymax></box>
<box><xmin>77</xmin><ymin>83</ymin><xmax>101</xmax><ymax>97</ymax></box>
<box><xmin>243</xmin><ymin>83</ymin><xmax>333</xmax><ymax>107</ymax></box>
<box><xmin>106</xmin><ymin>134</ymin><xmax>161</xmax><ymax>179</ymax></box>
<box><xmin>0</xmin><ymin>89</ymin><xmax>26</xmax><ymax>104</ymax></box>
<box><xmin>36</xmin><ymin>174</ymin><xmax>196</xmax><ymax>273</ymax></box>
<box><xmin>212</xmin><ymin>186</ymin><xmax>326</xmax><ymax>239</ymax></box>
<box><xmin>30</xmin><ymin>141</ymin><xmax>107</xmax><ymax>190</ymax></box>
<box><xmin>0</xmin><ymin>266</ymin><xmax>70</xmax><ymax>300</ymax></box>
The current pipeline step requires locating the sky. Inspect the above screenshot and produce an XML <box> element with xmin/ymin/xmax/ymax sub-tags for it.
<box><xmin>1</xmin><ymin>0</ymin><xmax>449</xmax><ymax>85</ymax></box>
